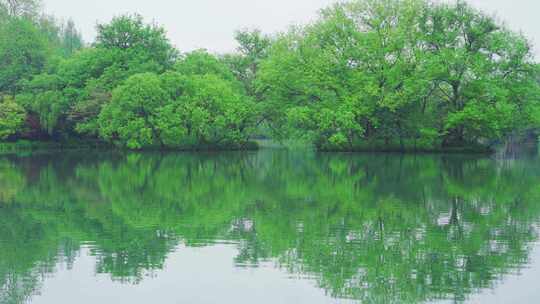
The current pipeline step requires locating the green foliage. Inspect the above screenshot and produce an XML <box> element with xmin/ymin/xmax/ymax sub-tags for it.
<box><xmin>162</xmin><ymin>73</ymin><xmax>256</xmax><ymax>147</ymax></box>
<box><xmin>98</xmin><ymin>73</ymin><xmax>167</xmax><ymax>149</ymax></box>
<box><xmin>257</xmin><ymin>0</ymin><xmax>540</xmax><ymax>150</ymax></box>
<box><xmin>445</xmin><ymin>101</ymin><xmax>514</xmax><ymax>141</ymax></box>
<box><xmin>1</xmin><ymin>151</ymin><xmax>540</xmax><ymax>302</ymax></box>
<box><xmin>175</xmin><ymin>50</ymin><xmax>237</xmax><ymax>83</ymax></box>
<box><xmin>58</xmin><ymin>19</ymin><xmax>84</xmax><ymax>57</ymax></box>
<box><xmin>95</xmin><ymin>14</ymin><xmax>178</xmax><ymax>70</ymax></box>
<box><xmin>7</xmin><ymin>14</ymin><xmax>180</xmax><ymax>142</ymax></box>
<box><xmin>0</xmin><ymin>96</ymin><xmax>26</xmax><ymax>139</ymax></box>
<box><xmin>223</xmin><ymin>29</ymin><xmax>273</xmax><ymax>95</ymax></box>
<box><xmin>1</xmin><ymin>0</ymin><xmax>538</xmax><ymax>151</ymax></box>
<box><xmin>16</xmin><ymin>79</ymin><xmax>69</xmax><ymax>136</ymax></box>
<box><xmin>98</xmin><ymin>65</ymin><xmax>257</xmax><ymax>149</ymax></box>
<box><xmin>0</xmin><ymin>18</ymin><xmax>48</xmax><ymax>94</ymax></box>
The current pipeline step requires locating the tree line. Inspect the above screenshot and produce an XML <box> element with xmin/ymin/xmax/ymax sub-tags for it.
<box><xmin>1</xmin><ymin>0</ymin><xmax>539</xmax><ymax>151</ymax></box>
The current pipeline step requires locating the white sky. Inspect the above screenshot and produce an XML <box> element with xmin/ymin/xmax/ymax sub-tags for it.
<box><xmin>42</xmin><ymin>0</ymin><xmax>540</xmax><ymax>59</ymax></box>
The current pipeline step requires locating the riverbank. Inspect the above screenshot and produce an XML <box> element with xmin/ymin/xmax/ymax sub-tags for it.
<box><xmin>0</xmin><ymin>140</ymin><xmax>260</xmax><ymax>154</ymax></box>
<box><xmin>4</xmin><ymin>138</ymin><xmax>536</xmax><ymax>155</ymax></box>
<box><xmin>318</xmin><ymin>145</ymin><xmax>494</xmax><ymax>154</ymax></box>
<box><xmin>314</xmin><ymin>138</ymin><xmax>494</xmax><ymax>154</ymax></box>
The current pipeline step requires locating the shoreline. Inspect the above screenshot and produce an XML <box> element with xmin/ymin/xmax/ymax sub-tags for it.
<box><xmin>0</xmin><ymin>140</ymin><xmax>499</xmax><ymax>155</ymax></box>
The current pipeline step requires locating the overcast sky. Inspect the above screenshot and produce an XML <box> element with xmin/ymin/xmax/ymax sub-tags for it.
<box><xmin>42</xmin><ymin>0</ymin><xmax>540</xmax><ymax>59</ymax></box>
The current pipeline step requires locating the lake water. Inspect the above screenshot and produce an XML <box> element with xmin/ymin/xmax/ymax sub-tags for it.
<box><xmin>1</xmin><ymin>149</ymin><xmax>540</xmax><ymax>304</ymax></box>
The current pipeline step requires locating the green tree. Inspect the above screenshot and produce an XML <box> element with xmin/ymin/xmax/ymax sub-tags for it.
<box><xmin>59</xmin><ymin>19</ymin><xmax>83</xmax><ymax>56</ymax></box>
<box><xmin>98</xmin><ymin>69</ymin><xmax>257</xmax><ymax>149</ymax></box>
<box><xmin>9</xmin><ymin>14</ymin><xmax>178</xmax><ymax>141</ymax></box>
<box><xmin>257</xmin><ymin>0</ymin><xmax>539</xmax><ymax>151</ymax></box>
<box><xmin>159</xmin><ymin>73</ymin><xmax>256</xmax><ymax>147</ymax></box>
<box><xmin>420</xmin><ymin>0</ymin><xmax>537</xmax><ymax>146</ymax></box>
<box><xmin>98</xmin><ymin>73</ymin><xmax>167</xmax><ymax>149</ymax></box>
<box><xmin>0</xmin><ymin>96</ymin><xmax>26</xmax><ymax>139</ymax></box>
<box><xmin>0</xmin><ymin>18</ymin><xmax>48</xmax><ymax>94</ymax></box>
<box><xmin>223</xmin><ymin>29</ymin><xmax>272</xmax><ymax>96</ymax></box>
<box><xmin>95</xmin><ymin>14</ymin><xmax>177</xmax><ymax>70</ymax></box>
<box><xmin>257</xmin><ymin>0</ymin><xmax>431</xmax><ymax>148</ymax></box>
<box><xmin>66</xmin><ymin>15</ymin><xmax>177</xmax><ymax>138</ymax></box>
<box><xmin>175</xmin><ymin>50</ymin><xmax>239</xmax><ymax>84</ymax></box>
<box><xmin>1</xmin><ymin>0</ymin><xmax>538</xmax><ymax>150</ymax></box>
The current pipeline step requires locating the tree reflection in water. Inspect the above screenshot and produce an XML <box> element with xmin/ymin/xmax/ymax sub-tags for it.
<box><xmin>1</xmin><ymin>150</ymin><xmax>540</xmax><ymax>303</ymax></box>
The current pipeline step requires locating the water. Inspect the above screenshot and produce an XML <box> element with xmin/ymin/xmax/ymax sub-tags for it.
<box><xmin>1</xmin><ymin>149</ymin><xmax>540</xmax><ymax>304</ymax></box>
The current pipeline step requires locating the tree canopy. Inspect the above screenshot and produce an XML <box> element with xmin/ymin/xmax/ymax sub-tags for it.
<box><xmin>0</xmin><ymin>0</ymin><xmax>538</xmax><ymax>151</ymax></box>
<box><xmin>257</xmin><ymin>0</ymin><xmax>540</xmax><ymax>150</ymax></box>
<box><xmin>0</xmin><ymin>96</ymin><xmax>26</xmax><ymax>139</ymax></box>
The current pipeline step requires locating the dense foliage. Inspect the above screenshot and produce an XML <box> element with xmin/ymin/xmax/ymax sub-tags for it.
<box><xmin>0</xmin><ymin>0</ymin><xmax>539</xmax><ymax>150</ymax></box>
<box><xmin>257</xmin><ymin>0</ymin><xmax>540</xmax><ymax>150</ymax></box>
<box><xmin>98</xmin><ymin>69</ymin><xmax>255</xmax><ymax>149</ymax></box>
<box><xmin>0</xmin><ymin>96</ymin><xmax>25</xmax><ymax>139</ymax></box>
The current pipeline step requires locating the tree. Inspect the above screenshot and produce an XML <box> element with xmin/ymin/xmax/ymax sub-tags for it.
<box><xmin>0</xmin><ymin>18</ymin><xmax>48</xmax><ymax>94</ymax></box>
<box><xmin>420</xmin><ymin>0</ymin><xmax>537</xmax><ymax>146</ymax></box>
<box><xmin>0</xmin><ymin>0</ymin><xmax>40</xmax><ymax>18</ymax></box>
<box><xmin>256</xmin><ymin>0</ymin><xmax>539</xmax><ymax>150</ymax></box>
<box><xmin>67</xmin><ymin>15</ymin><xmax>177</xmax><ymax>139</ymax></box>
<box><xmin>98</xmin><ymin>70</ymin><xmax>257</xmax><ymax>149</ymax></box>
<box><xmin>223</xmin><ymin>29</ymin><xmax>272</xmax><ymax>96</ymax></box>
<box><xmin>98</xmin><ymin>73</ymin><xmax>167</xmax><ymax>149</ymax></box>
<box><xmin>1</xmin><ymin>0</ymin><xmax>538</xmax><ymax>150</ymax></box>
<box><xmin>8</xmin><ymin>15</ymin><xmax>178</xmax><ymax>141</ymax></box>
<box><xmin>175</xmin><ymin>50</ymin><xmax>239</xmax><ymax>85</ymax></box>
<box><xmin>98</xmin><ymin>51</ymin><xmax>257</xmax><ymax>150</ymax></box>
<box><xmin>0</xmin><ymin>3</ymin><xmax>7</xmax><ymax>19</ymax></box>
<box><xmin>156</xmin><ymin>73</ymin><xmax>257</xmax><ymax>147</ymax></box>
<box><xmin>0</xmin><ymin>96</ymin><xmax>26</xmax><ymax>139</ymax></box>
<box><xmin>60</xmin><ymin>19</ymin><xmax>83</xmax><ymax>56</ymax></box>
<box><xmin>257</xmin><ymin>0</ymin><xmax>429</xmax><ymax>148</ymax></box>
<box><xmin>95</xmin><ymin>14</ymin><xmax>177</xmax><ymax>70</ymax></box>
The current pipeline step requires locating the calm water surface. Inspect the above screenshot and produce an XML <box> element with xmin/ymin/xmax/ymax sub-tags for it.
<box><xmin>1</xmin><ymin>149</ymin><xmax>540</xmax><ymax>304</ymax></box>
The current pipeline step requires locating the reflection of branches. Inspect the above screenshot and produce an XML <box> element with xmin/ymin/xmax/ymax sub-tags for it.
<box><xmin>1</xmin><ymin>151</ymin><xmax>540</xmax><ymax>303</ymax></box>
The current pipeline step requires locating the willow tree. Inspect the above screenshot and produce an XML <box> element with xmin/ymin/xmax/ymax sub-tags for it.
<box><xmin>0</xmin><ymin>97</ymin><xmax>26</xmax><ymax>140</ymax></box>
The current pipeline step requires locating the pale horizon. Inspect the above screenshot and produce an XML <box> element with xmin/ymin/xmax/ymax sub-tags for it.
<box><xmin>41</xmin><ymin>0</ymin><xmax>540</xmax><ymax>59</ymax></box>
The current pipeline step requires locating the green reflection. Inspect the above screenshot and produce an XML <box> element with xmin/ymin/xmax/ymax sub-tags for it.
<box><xmin>1</xmin><ymin>151</ymin><xmax>540</xmax><ymax>303</ymax></box>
